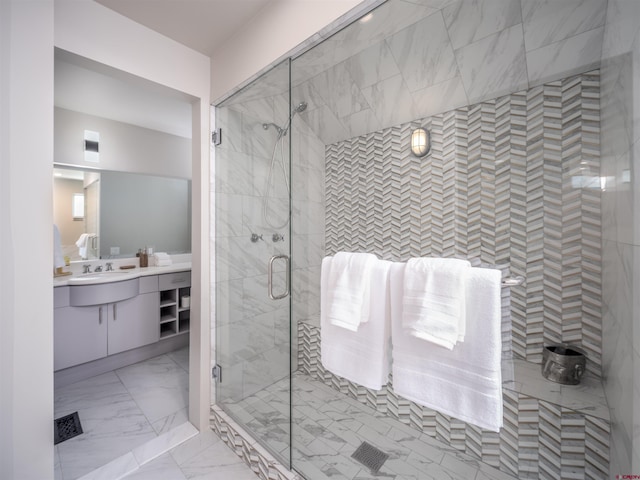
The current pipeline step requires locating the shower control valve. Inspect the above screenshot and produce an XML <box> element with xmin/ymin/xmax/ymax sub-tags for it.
<box><xmin>272</xmin><ymin>233</ymin><xmax>285</xmax><ymax>243</ymax></box>
<box><xmin>251</xmin><ymin>233</ymin><xmax>263</xmax><ymax>243</ymax></box>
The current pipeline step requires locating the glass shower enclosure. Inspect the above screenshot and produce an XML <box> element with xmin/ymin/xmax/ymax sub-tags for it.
<box><xmin>214</xmin><ymin>51</ymin><xmax>327</xmax><ymax>471</ymax></box>
<box><xmin>213</xmin><ymin>0</ymin><xmax>624</xmax><ymax>478</ymax></box>
<box><xmin>214</xmin><ymin>59</ymin><xmax>294</xmax><ymax>467</ymax></box>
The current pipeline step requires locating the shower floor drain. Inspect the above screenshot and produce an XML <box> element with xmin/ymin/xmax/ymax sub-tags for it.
<box><xmin>351</xmin><ymin>441</ymin><xmax>389</xmax><ymax>473</ymax></box>
<box><xmin>54</xmin><ymin>412</ymin><xmax>83</xmax><ymax>445</ymax></box>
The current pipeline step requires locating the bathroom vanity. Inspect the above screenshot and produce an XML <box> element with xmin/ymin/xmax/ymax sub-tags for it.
<box><xmin>53</xmin><ymin>266</ymin><xmax>191</xmax><ymax>372</ymax></box>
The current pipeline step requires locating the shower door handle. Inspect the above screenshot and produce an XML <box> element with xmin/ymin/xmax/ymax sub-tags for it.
<box><xmin>268</xmin><ymin>255</ymin><xmax>290</xmax><ymax>300</ymax></box>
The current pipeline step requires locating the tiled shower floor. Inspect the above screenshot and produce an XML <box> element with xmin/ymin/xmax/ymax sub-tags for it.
<box><xmin>223</xmin><ymin>373</ymin><xmax>517</xmax><ymax>480</ymax></box>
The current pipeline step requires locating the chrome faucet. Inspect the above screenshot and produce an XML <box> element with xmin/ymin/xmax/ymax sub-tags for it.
<box><xmin>82</xmin><ymin>264</ymin><xmax>92</xmax><ymax>274</ymax></box>
<box><xmin>105</xmin><ymin>262</ymin><xmax>113</xmax><ymax>272</ymax></box>
<box><xmin>94</xmin><ymin>265</ymin><xmax>103</xmax><ymax>272</ymax></box>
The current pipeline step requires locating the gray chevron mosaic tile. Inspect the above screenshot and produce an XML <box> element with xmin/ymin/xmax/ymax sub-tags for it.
<box><xmin>317</xmin><ymin>70</ymin><xmax>606</xmax><ymax>479</ymax></box>
<box><xmin>325</xmin><ymin>70</ymin><xmax>602</xmax><ymax>376</ymax></box>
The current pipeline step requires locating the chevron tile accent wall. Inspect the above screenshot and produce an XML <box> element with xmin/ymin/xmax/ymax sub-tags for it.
<box><xmin>325</xmin><ymin>70</ymin><xmax>602</xmax><ymax>375</ymax></box>
<box><xmin>297</xmin><ymin>320</ymin><xmax>610</xmax><ymax>479</ymax></box>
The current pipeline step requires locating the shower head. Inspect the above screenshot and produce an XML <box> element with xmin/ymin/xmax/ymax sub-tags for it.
<box><xmin>262</xmin><ymin>101</ymin><xmax>307</xmax><ymax>137</ymax></box>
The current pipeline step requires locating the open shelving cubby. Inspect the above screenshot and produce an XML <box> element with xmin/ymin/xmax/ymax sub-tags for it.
<box><xmin>158</xmin><ymin>272</ymin><xmax>191</xmax><ymax>339</ymax></box>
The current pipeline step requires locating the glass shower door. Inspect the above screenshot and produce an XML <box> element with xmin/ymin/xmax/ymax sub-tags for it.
<box><xmin>214</xmin><ymin>59</ymin><xmax>292</xmax><ymax>467</ymax></box>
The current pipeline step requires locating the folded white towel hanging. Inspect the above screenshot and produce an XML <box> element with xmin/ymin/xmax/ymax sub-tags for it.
<box><xmin>75</xmin><ymin>233</ymin><xmax>96</xmax><ymax>259</ymax></box>
<box><xmin>402</xmin><ymin>257</ymin><xmax>470</xmax><ymax>349</ymax></box>
<box><xmin>391</xmin><ymin>262</ymin><xmax>503</xmax><ymax>432</ymax></box>
<box><xmin>325</xmin><ymin>252</ymin><xmax>378</xmax><ymax>331</ymax></box>
<box><xmin>75</xmin><ymin>233</ymin><xmax>89</xmax><ymax>248</ymax></box>
<box><xmin>321</xmin><ymin>256</ymin><xmax>391</xmax><ymax>390</ymax></box>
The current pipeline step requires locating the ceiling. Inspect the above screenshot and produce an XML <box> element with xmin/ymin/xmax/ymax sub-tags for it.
<box><xmin>95</xmin><ymin>0</ymin><xmax>271</xmax><ymax>57</ymax></box>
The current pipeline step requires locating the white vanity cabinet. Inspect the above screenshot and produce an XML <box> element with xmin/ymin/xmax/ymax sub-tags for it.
<box><xmin>107</xmin><ymin>275</ymin><xmax>159</xmax><ymax>355</ymax></box>
<box><xmin>54</xmin><ymin>276</ymin><xmax>160</xmax><ymax>370</ymax></box>
<box><xmin>54</xmin><ymin>301</ymin><xmax>107</xmax><ymax>370</ymax></box>
<box><xmin>107</xmin><ymin>291</ymin><xmax>159</xmax><ymax>355</ymax></box>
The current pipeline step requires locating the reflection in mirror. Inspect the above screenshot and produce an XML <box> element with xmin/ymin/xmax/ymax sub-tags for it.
<box><xmin>53</xmin><ymin>166</ymin><xmax>191</xmax><ymax>261</ymax></box>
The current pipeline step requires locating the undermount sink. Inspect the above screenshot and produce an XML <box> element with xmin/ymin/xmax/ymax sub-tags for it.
<box><xmin>67</xmin><ymin>271</ymin><xmax>134</xmax><ymax>285</ymax></box>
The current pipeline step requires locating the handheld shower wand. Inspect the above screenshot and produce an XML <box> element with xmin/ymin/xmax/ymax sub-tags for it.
<box><xmin>261</xmin><ymin>101</ymin><xmax>308</xmax><ymax>229</ymax></box>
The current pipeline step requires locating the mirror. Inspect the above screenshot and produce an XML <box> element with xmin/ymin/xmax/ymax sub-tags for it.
<box><xmin>53</xmin><ymin>166</ymin><xmax>191</xmax><ymax>261</ymax></box>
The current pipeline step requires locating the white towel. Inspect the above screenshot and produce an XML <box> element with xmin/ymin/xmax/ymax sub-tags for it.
<box><xmin>154</xmin><ymin>252</ymin><xmax>172</xmax><ymax>267</ymax></box>
<box><xmin>391</xmin><ymin>263</ymin><xmax>503</xmax><ymax>432</ymax></box>
<box><xmin>321</xmin><ymin>256</ymin><xmax>391</xmax><ymax>390</ymax></box>
<box><xmin>75</xmin><ymin>233</ymin><xmax>89</xmax><ymax>248</ymax></box>
<box><xmin>53</xmin><ymin>225</ymin><xmax>65</xmax><ymax>269</ymax></box>
<box><xmin>402</xmin><ymin>257</ymin><xmax>470</xmax><ymax>349</ymax></box>
<box><xmin>325</xmin><ymin>252</ymin><xmax>378</xmax><ymax>331</ymax></box>
<box><xmin>75</xmin><ymin>233</ymin><xmax>90</xmax><ymax>259</ymax></box>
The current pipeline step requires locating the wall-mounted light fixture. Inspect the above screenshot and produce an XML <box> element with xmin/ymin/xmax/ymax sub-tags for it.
<box><xmin>411</xmin><ymin>127</ymin><xmax>430</xmax><ymax>157</ymax></box>
<box><xmin>84</xmin><ymin>130</ymin><xmax>100</xmax><ymax>163</ymax></box>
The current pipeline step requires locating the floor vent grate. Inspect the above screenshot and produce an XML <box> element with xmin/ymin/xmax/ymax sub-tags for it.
<box><xmin>54</xmin><ymin>412</ymin><xmax>83</xmax><ymax>445</ymax></box>
<box><xmin>351</xmin><ymin>441</ymin><xmax>389</xmax><ymax>474</ymax></box>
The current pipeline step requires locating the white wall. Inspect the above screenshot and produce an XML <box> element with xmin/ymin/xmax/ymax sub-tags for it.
<box><xmin>1</xmin><ymin>2</ymin><xmax>209</xmax><ymax>478</ymax></box>
<box><xmin>55</xmin><ymin>107</ymin><xmax>192</xmax><ymax>178</ymax></box>
<box><xmin>0</xmin><ymin>1</ymin><xmax>54</xmax><ymax>479</ymax></box>
<box><xmin>209</xmin><ymin>0</ymin><xmax>377</xmax><ymax>102</ymax></box>
<box><xmin>55</xmin><ymin>2</ymin><xmax>209</xmax><ymax>100</ymax></box>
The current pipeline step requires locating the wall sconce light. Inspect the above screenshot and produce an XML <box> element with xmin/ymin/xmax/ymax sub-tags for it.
<box><xmin>411</xmin><ymin>127</ymin><xmax>430</xmax><ymax>157</ymax></box>
<box><xmin>84</xmin><ymin>130</ymin><xmax>100</xmax><ymax>163</ymax></box>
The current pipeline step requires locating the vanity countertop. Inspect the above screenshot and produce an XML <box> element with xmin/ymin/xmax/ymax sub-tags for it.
<box><xmin>53</xmin><ymin>261</ymin><xmax>192</xmax><ymax>287</ymax></box>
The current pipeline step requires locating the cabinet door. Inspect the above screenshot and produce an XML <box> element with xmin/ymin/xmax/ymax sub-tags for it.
<box><xmin>108</xmin><ymin>292</ymin><xmax>160</xmax><ymax>355</ymax></box>
<box><xmin>54</xmin><ymin>305</ymin><xmax>107</xmax><ymax>370</ymax></box>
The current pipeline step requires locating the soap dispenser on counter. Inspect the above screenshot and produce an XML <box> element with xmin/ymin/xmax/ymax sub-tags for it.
<box><xmin>139</xmin><ymin>248</ymin><xmax>149</xmax><ymax>268</ymax></box>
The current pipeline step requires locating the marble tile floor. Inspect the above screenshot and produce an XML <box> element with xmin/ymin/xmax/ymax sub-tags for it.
<box><xmin>56</xmin><ymin>347</ymin><xmax>518</xmax><ymax>480</ymax></box>
<box><xmin>54</xmin><ymin>347</ymin><xmax>190</xmax><ymax>480</ymax></box>
<box><xmin>223</xmin><ymin>373</ymin><xmax>518</xmax><ymax>480</ymax></box>
<box><xmin>121</xmin><ymin>431</ymin><xmax>260</xmax><ymax>480</ymax></box>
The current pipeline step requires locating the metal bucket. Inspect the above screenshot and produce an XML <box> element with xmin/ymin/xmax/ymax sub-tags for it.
<box><xmin>541</xmin><ymin>345</ymin><xmax>586</xmax><ymax>385</ymax></box>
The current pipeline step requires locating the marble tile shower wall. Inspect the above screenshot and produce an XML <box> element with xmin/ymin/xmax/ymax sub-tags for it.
<box><xmin>214</xmin><ymin>93</ymin><xmax>326</xmax><ymax>403</ymax></box>
<box><xmin>292</xmin><ymin>0</ymin><xmax>608</xmax><ymax>146</ymax></box>
<box><xmin>324</xmin><ymin>71</ymin><xmax>603</xmax><ymax>375</ymax></box>
<box><xmin>599</xmin><ymin>0</ymin><xmax>640</xmax><ymax>474</ymax></box>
